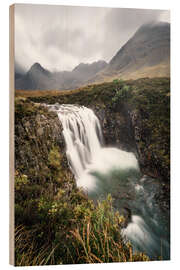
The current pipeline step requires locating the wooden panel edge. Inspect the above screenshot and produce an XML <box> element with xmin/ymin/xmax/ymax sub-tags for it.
<box><xmin>9</xmin><ymin>3</ymin><xmax>15</xmax><ymax>266</ymax></box>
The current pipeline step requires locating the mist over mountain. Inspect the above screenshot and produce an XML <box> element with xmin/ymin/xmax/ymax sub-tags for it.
<box><xmin>91</xmin><ymin>21</ymin><xmax>170</xmax><ymax>83</ymax></box>
<box><xmin>110</xmin><ymin>21</ymin><xmax>170</xmax><ymax>70</ymax></box>
<box><xmin>15</xmin><ymin>61</ymin><xmax>26</xmax><ymax>81</ymax></box>
<box><xmin>15</xmin><ymin>21</ymin><xmax>170</xmax><ymax>90</ymax></box>
<box><xmin>15</xmin><ymin>63</ymin><xmax>55</xmax><ymax>90</ymax></box>
<box><xmin>15</xmin><ymin>60</ymin><xmax>107</xmax><ymax>90</ymax></box>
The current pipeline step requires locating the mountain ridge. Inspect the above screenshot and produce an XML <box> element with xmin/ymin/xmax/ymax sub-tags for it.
<box><xmin>90</xmin><ymin>21</ymin><xmax>170</xmax><ymax>83</ymax></box>
<box><xmin>15</xmin><ymin>60</ymin><xmax>107</xmax><ymax>90</ymax></box>
<box><xmin>15</xmin><ymin>21</ymin><xmax>170</xmax><ymax>90</ymax></box>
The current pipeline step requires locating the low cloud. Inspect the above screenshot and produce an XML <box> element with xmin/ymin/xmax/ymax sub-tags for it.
<box><xmin>15</xmin><ymin>4</ymin><xmax>170</xmax><ymax>72</ymax></box>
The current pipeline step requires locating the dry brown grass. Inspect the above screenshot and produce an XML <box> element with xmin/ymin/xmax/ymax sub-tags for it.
<box><xmin>92</xmin><ymin>62</ymin><xmax>170</xmax><ymax>85</ymax></box>
<box><xmin>15</xmin><ymin>84</ymin><xmax>95</xmax><ymax>98</ymax></box>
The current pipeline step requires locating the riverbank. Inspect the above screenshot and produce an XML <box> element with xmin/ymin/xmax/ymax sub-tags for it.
<box><xmin>24</xmin><ymin>77</ymin><xmax>170</xmax><ymax>211</ymax></box>
<box><xmin>14</xmin><ymin>77</ymin><xmax>170</xmax><ymax>265</ymax></box>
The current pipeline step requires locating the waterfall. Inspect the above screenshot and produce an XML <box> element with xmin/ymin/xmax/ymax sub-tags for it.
<box><xmin>49</xmin><ymin>104</ymin><xmax>139</xmax><ymax>191</ymax></box>
<box><xmin>48</xmin><ymin>103</ymin><xmax>170</xmax><ymax>260</ymax></box>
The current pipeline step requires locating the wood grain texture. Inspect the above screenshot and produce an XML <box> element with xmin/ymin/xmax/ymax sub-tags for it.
<box><xmin>9</xmin><ymin>4</ymin><xmax>15</xmax><ymax>266</ymax></box>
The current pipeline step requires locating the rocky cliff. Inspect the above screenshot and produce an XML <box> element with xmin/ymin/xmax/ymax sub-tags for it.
<box><xmin>14</xmin><ymin>77</ymin><xmax>170</xmax><ymax>265</ymax></box>
<box><xmin>15</xmin><ymin>100</ymin><xmax>71</xmax><ymax>182</ymax></box>
<box><xmin>22</xmin><ymin>77</ymin><xmax>169</xmax><ymax>184</ymax></box>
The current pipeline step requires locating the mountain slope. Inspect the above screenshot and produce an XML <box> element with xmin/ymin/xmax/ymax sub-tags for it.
<box><xmin>15</xmin><ymin>60</ymin><xmax>107</xmax><ymax>90</ymax></box>
<box><xmin>15</xmin><ymin>63</ymin><xmax>55</xmax><ymax>90</ymax></box>
<box><xmin>15</xmin><ymin>21</ymin><xmax>170</xmax><ymax>90</ymax></box>
<box><xmin>91</xmin><ymin>21</ymin><xmax>170</xmax><ymax>83</ymax></box>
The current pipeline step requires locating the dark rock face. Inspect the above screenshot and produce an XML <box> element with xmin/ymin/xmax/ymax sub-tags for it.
<box><xmin>129</xmin><ymin>109</ymin><xmax>170</xmax><ymax>182</ymax></box>
<box><xmin>15</xmin><ymin>101</ymin><xmax>137</xmax><ymax>182</ymax></box>
<box><xmin>15</xmin><ymin>103</ymin><xmax>69</xmax><ymax>179</ymax></box>
<box><xmin>15</xmin><ymin>82</ymin><xmax>169</xmax><ymax>186</ymax></box>
<box><xmin>91</xmin><ymin>102</ymin><xmax>170</xmax><ymax>213</ymax></box>
<box><xmin>15</xmin><ymin>96</ymin><xmax>169</xmax><ymax>216</ymax></box>
<box><xmin>92</xmin><ymin>104</ymin><xmax>137</xmax><ymax>153</ymax></box>
<box><xmin>90</xmin><ymin>102</ymin><xmax>169</xmax><ymax>184</ymax></box>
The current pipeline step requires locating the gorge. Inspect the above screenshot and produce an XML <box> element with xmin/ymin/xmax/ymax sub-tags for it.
<box><xmin>15</xmin><ymin>77</ymin><xmax>170</xmax><ymax>264</ymax></box>
<box><xmin>47</xmin><ymin>104</ymin><xmax>170</xmax><ymax>259</ymax></box>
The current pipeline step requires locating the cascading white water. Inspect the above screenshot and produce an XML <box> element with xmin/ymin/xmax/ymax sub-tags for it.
<box><xmin>48</xmin><ymin>103</ymin><xmax>170</xmax><ymax>260</ymax></box>
<box><xmin>57</xmin><ymin>105</ymin><xmax>103</xmax><ymax>183</ymax></box>
<box><xmin>50</xmin><ymin>104</ymin><xmax>139</xmax><ymax>191</ymax></box>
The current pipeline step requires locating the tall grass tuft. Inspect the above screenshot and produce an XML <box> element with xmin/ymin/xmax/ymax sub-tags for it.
<box><xmin>67</xmin><ymin>195</ymin><xmax>149</xmax><ymax>263</ymax></box>
<box><xmin>15</xmin><ymin>195</ymin><xmax>149</xmax><ymax>265</ymax></box>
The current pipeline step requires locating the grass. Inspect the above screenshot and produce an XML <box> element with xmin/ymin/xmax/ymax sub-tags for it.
<box><xmin>14</xmin><ymin>77</ymin><xmax>170</xmax><ymax>265</ymax></box>
<box><xmin>15</xmin><ymin>194</ymin><xmax>149</xmax><ymax>266</ymax></box>
<box><xmin>14</xmin><ymin>127</ymin><xmax>149</xmax><ymax>265</ymax></box>
<box><xmin>69</xmin><ymin>195</ymin><xmax>149</xmax><ymax>264</ymax></box>
<box><xmin>14</xmin><ymin>135</ymin><xmax>148</xmax><ymax>265</ymax></box>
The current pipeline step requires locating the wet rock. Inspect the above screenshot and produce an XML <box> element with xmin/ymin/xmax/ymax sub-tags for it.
<box><xmin>92</xmin><ymin>104</ymin><xmax>137</xmax><ymax>153</ymax></box>
<box><xmin>15</xmin><ymin>103</ymin><xmax>69</xmax><ymax>178</ymax></box>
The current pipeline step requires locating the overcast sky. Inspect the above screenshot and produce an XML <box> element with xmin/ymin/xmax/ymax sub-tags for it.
<box><xmin>15</xmin><ymin>4</ymin><xmax>170</xmax><ymax>73</ymax></box>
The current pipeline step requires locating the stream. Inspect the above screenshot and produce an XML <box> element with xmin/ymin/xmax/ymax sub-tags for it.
<box><xmin>48</xmin><ymin>103</ymin><xmax>170</xmax><ymax>260</ymax></box>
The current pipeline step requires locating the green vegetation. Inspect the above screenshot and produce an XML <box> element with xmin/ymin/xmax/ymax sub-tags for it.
<box><xmin>15</xmin><ymin>77</ymin><xmax>170</xmax><ymax>265</ymax></box>
<box><xmin>23</xmin><ymin>77</ymin><xmax>169</xmax><ymax>114</ymax></box>
<box><xmin>111</xmin><ymin>82</ymin><xmax>132</xmax><ymax>104</ymax></box>
<box><xmin>15</xmin><ymin>146</ymin><xmax>148</xmax><ymax>265</ymax></box>
<box><xmin>130</xmin><ymin>82</ymin><xmax>170</xmax><ymax>180</ymax></box>
<box><xmin>15</xmin><ymin>100</ymin><xmax>148</xmax><ymax>265</ymax></box>
<box><xmin>68</xmin><ymin>195</ymin><xmax>149</xmax><ymax>263</ymax></box>
<box><xmin>24</xmin><ymin>77</ymin><xmax>169</xmax><ymax>181</ymax></box>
